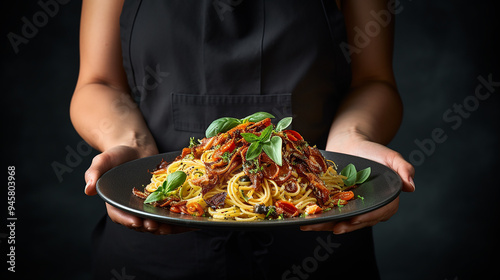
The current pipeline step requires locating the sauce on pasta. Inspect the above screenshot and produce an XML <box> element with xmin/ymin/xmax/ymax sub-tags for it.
<box><xmin>132</xmin><ymin>117</ymin><xmax>356</xmax><ymax>220</ymax></box>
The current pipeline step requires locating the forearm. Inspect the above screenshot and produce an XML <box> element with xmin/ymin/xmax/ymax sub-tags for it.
<box><xmin>328</xmin><ymin>0</ymin><xmax>401</xmax><ymax>151</ymax></box>
<box><xmin>70</xmin><ymin>83</ymin><xmax>157</xmax><ymax>154</ymax></box>
<box><xmin>70</xmin><ymin>0</ymin><xmax>156</xmax><ymax>153</ymax></box>
<box><xmin>326</xmin><ymin>80</ymin><xmax>402</xmax><ymax>151</ymax></box>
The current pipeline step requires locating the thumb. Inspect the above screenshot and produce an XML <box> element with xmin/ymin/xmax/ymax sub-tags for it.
<box><xmin>84</xmin><ymin>146</ymin><xmax>141</xmax><ymax>196</ymax></box>
<box><xmin>354</xmin><ymin>141</ymin><xmax>416</xmax><ymax>193</ymax></box>
<box><xmin>387</xmin><ymin>151</ymin><xmax>416</xmax><ymax>193</ymax></box>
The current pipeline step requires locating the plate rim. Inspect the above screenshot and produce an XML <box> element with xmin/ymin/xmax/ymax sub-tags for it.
<box><xmin>96</xmin><ymin>150</ymin><xmax>402</xmax><ymax>229</ymax></box>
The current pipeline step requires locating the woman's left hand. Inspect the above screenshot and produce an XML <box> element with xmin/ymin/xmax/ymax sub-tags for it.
<box><xmin>300</xmin><ymin>139</ymin><xmax>415</xmax><ymax>234</ymax></box>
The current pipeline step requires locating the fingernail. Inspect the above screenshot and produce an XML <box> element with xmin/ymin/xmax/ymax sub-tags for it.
<box><xmin>409</xmin><ymin>177</ymin><xmax>416</xmax><ymax>191</ymax></box>
<box><xmin>333</xmin><ymin>225</ymin><xmax>346</xmax><ymax>234</ymax></box>
<box><xmin>84</xmin><ymin>180</ymin><xmax>92</xmax><ymax>194</ymax></box>
<box><xmin>147</xmin><ymin>226</ymin><xmax>158</xmax><ymax>232</ymax></box>
<box><xmin>351</xmin><ymin>220</ymin><xmax>361</xmax><ymax>225</ymax></box>
<box><xmin>333</xmin><ymin>229</ymin><xmax>345</xmax><ymax>235</ymax></box>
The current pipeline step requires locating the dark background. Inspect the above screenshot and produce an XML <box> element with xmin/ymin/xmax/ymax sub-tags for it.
<box><xmin>1</xmin><ymin>1</ymin><xmax>499</xmax><ymax>279</ymax></box>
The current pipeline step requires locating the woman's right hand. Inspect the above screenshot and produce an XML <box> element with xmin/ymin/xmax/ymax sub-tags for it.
<box><xmin>84</xmin><ymin>145</ymin><xmax>196</xmax><ymax>235</ymax></box>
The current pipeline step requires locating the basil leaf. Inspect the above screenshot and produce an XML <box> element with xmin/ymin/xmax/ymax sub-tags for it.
<box><xmin>164</xmin><ymin>171</ymin><xmax>187</xmax><ymax>193</ymax></box>
<box><xmin>240</xmin><ymin>132</ymin><xmax>260</xmax><ymax>143</ymax></box>
<box><xmin>157</xmin><ymin>180</ymin><xmax>167</xmax><ymax>193</ymax></box>
<box><xmin>355</xmin><ymin>167</ymin><xmax>371</xmax><ymax>184</ymax></box>
<box><xmin>275</xmin><ymin>117</ymin><xmax>292</xmax><ymax>132</ymax></box>
<box><xmin>144</xmin><ymin>191</ymin><xmax>166</xmax><ymax>204</ymax></box>
<box><xmin>205</xmin><ymin>118</ymin><xmax>227</xmax><ymax>138</ymax></box>
<box><xmin>259</xmin><ymin>125</ymin><xmax>274</xmax><ymax>143</ymax></box>
<box><xmin>205</xmin><ymin>117</ymin><xmax>241</xmax><ymax>138</ymax></box>
<box><xmin>340</xmin><ymin>163</ymin><xmax>357</xmax><ymax>187</ymax></box>
<box><xmin>343</xmin><ymin>176</ymin><xmax>356</xmax><ymax>187</ymax></box>
<box><xmin>145</xmin><ymin>171</ymin><xmax>187</xmax><ymax>204</ymax></box>
<box><xmin>340</xmin><ymin>163</ymin><xmax>356</xmax><ymax>178</ymax></box>
<box><xmin>241</xmin><ymin>124</ymin><xmax>273</xmax><ymax>145</ymax></box>
<box><xmin>245</xmin><ymin>142</ymin><xmax>263</xmax><ymax>161</ymax></box>
<box><xmin>219</xmin><ymin>118</ymin><xmax>242</xmax><ymax>133</ymax></box>
<box><xmin>262</xmin><ymin>136</ymin><xmax>283</xmax><ymax>166</ymax></box>
<box><xmin>243</xmin><ymin>112</ymin><xmax>275</xmax><ymax>123</ymax></box>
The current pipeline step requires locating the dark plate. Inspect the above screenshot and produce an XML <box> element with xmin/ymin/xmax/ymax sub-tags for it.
<box><xmin>96</xmin><ymin>151</ymin><xmax>402</xmax><ymax>229</ymax></box>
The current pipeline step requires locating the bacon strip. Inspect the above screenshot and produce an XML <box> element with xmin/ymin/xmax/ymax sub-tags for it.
<box><xmin>305</xmin><ymin>146</ymin><xmax>328</xmax><ymax>174</ymax></box>
<box><xmin>296</xmin><ymin>162</ymin><xmax>330</xmax><ymax>205</ymax></box>
<box><xmin>205</xmin><ymin>192</ymin><xmax>227</xmax><ymax>209</ymax></box>
<box><xmin>132</xmin><ymin>187</ymin><xmax>149</xmax><ymax>199</ymax></box>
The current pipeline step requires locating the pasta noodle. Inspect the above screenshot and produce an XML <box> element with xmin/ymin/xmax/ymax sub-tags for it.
<box><xmin>133</xmin><ymin>117</ymin><xmax>358</xmax><ymax>220</ymax></box>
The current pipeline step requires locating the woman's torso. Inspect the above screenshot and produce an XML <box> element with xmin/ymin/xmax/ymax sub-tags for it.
<box><xmin>120</xmin><ymin>0</ymin><xmax>351</xmax><ymax>152</ymax></box>
<box><xmin>90</xmin><ymin>1</ymin><xmax>380</xmax><ymax>279</ymax></box>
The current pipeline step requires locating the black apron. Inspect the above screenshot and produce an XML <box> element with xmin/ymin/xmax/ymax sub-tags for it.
<box><xmin>91</xmin><ymin>1</ymin><xmax>379</xmax><ymax>279</ymax></box>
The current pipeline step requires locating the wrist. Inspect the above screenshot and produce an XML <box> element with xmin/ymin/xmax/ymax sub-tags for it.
<box><xmin>101</xmin><ymin>130</ymin><xmax>158</xmax><ymax>158</ymax></box>
<box><xmin>325</xmin><ymin>127</ymin><xmax>371</xmax><ymax>154</ymax></box>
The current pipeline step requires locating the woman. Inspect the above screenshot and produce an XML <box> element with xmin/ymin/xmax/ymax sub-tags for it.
<box><xmin>71</xmin><ymin>0</ymin><xmax>415</xmax><ymax>278</ymax></box>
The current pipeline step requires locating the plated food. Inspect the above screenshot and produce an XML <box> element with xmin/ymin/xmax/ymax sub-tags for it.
<box><xmin>132</xmin><ymin>112</ymin><xmax>370</xmax><ymax>221</ymax></box>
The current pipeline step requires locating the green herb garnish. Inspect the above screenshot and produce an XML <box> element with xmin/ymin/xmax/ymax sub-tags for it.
<box><xmin>189</xmin><ymin>137</ymin><xmax>200</xmax><ymax>148</ymax></box>
<box><xmin>243</xmin><ymin>112</ymin><xmax>276</xmax><ymax>123</ymax></box>
<box><xmin>340</xmin><ymin>164</ymin><xmax>371</xmax><ymax>187</ymax></box>
<box><xmin>205</xmin><ymin>112</ymin><xmax>275</xmax><ymax>138</ymax></box>
<box><xmin>241</xmin><ymin>190</ymin><xmax>250</xmax><ymax>202</ymax></box>
<box><xmin>144</xmin><ymin>171</ymin><xmax>187</xmax><ymax>204</ymax></box>
<box><xmin>337</xmin><ymin>199</ymin><xmax>345</xmax><ymax>208</ymax></box>
<box><xmin>205</xmin><ymin>113</ymin><xmax>293</xmax><ymax>167</ymax></box>
<box><xmin>244</xmin><ymin>159</ymin><xmax>263</xmax><ymax>174</ymax></box>
<box><xmin>265</xmin><ymin>206</ymin><xmax>276</xmax><ymax>218</ymax></box>
<box><xmin>240</xmin><ymin>115</ymin><xmax>293</xmax><ymax>166</ymax></box>
<box><xmin>241</xmin><ymin>127</ymin><xmax>283</xmax><ymax>165</ymax></box>
<box><xmin>221</xmin><ymin>151</ymin><xmax>234</xmax><ymax>163</ymax></box>
<box><xmin>275</xmin><ymin>117</ymin><xmax>292</xmax><ymax>132</ymax></box>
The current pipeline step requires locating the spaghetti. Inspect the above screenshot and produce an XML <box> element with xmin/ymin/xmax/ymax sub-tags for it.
<box><xmin>132</xmin><ymin>117</ymin><xmax>357</xmax><ymax>220</ymax></box>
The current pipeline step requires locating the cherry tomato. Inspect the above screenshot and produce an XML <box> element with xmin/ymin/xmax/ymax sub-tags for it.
<box><xmin>333</xmin><ymin>191</ymin><xmax>354</xmax><ymax>201</ymax></box>
<box><xmin>275</xmin><ymin>200</ymin><xmax>299</xmax><ymax>217</ymax></box>
<box><xmin>305</xmin><ymin>204</ymin><xmax>322</xmax><ymax>215</ymax></box>
<box><xmin>179</xmin><ymin>205</ymin><xmax>190</xmax><ymax>215</ymax></box>
<box><xmin>181</xmin><ymin>147</ymin><xmax>191</xmax><ymax>158</ymax></box>
<box><xmin>186</xmin><ymin>201</ymin><xmax>205</xmax><ymax>217</ymax></box>
<box><xmin>170</xmin><ymin>206</ymin><xmax>182</xmax><ymax>213</ymax></box>
<box><xmin>227</xmin><ymin>122</ymin><xmax>252</xmax><ymax>136</ymax></box>
<box><xmin>284</xmin><ymin>130</ymin><xmax>303</xmax><ymax>141</ymax></box>
<box><xmin>213</xmin><ymin>139</ymin><xmax>236</xmax><ymax>160</ymax></box>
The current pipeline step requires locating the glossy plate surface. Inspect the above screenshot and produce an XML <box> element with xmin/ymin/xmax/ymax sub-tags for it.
<box><xmin>97</xmin><ymin>151</ymin><xmax>401</xmax><ymax>229</ymax></box>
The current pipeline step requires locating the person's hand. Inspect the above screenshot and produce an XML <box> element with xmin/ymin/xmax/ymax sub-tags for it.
<box><xmin>300</xmin><ymin>138</ymin><xmax>415</xmax><ymax>234</ymax></box>
<box><xmin>84</xmin><ymin>145</ymin><xmax>196</xmax><ymax>234</ymax></box>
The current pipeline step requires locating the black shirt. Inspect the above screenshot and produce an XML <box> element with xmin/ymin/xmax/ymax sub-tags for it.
<box><xmin>90</xmin><ymin>1</ymin><xmax>380</xmax><ymax>279</ymax></box>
